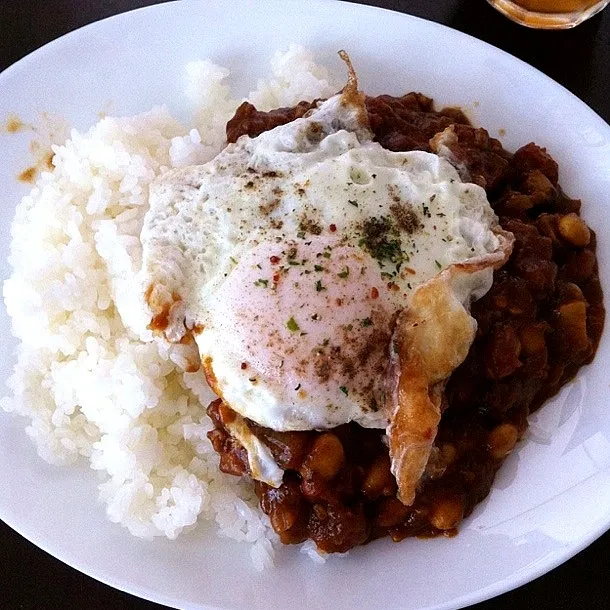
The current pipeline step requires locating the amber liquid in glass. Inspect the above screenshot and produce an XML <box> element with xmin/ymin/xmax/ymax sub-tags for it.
<box><xmin>487</xmin><ymin>0</ymin><xmax>609</xmax><ymax>27</ymax></box>
<box><xmin>514</xmin><ymin>0</ymin><xmax>600</xmax><ymax>11</ymax></box>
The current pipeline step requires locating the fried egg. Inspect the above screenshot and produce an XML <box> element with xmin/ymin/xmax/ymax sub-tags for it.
<box><xmin>140</xmin><ymin>60</ymin><xmax>512</xmax><ymax>490</ymax></box>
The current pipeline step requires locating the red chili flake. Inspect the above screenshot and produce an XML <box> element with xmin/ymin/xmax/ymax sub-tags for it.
<box><xmin>273</xmin><ymin>273</ymin><xmax>280</xmax><ymax>283</ymax></box>
<box><xmin>370</xmin><ymin>287</ymin><xmax>379</xmax><ymax>299</ymax></box>
<box><xmin>336</xmin><ymin>298</ymin><xmax>343</xmax><ymax>306</ymax></box>
<box><xmin>240</xmin><ymin>362</ymin><xmax>248</xmax><ymax>370</ymax></box>
<box><xmin>270</xmin><ymin>255</ymin><xmax>280</xmax><ymax>264</ymax></box>
<box><xmin>329</xmin><ymin>224</ymin><xmax>337</xmax><ymax>232</ymax></box>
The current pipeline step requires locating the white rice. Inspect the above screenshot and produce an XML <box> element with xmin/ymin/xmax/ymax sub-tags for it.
<box><xmin>1</xmin><ymin>45</ymin><xmax>337</xmax><ymax>570</ymax></box>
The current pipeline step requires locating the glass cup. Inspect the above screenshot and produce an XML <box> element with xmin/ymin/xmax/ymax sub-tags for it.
<box><xmin>486</xmin><ymin>0</ymin><xmax>610</xmax><ymax>28</ymax></box>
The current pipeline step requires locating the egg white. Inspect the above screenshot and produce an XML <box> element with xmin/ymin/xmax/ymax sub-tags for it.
<box><xmin>140</xmin><ymin>93</ymin><xmax>505</xmax><ymax>485</ymax></box>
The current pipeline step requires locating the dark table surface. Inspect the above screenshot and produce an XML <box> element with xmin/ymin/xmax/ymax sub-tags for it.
<box><xmin>1</xmin><ymin>1</ymin><xmax>609</xmax><ymax>609</ymax></box>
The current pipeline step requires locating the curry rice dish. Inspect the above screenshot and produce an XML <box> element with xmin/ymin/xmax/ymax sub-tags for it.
<box><xmin>3</xmin><ymin>49</ymin><xmax>604</xmax><ymax>562</ymax></box>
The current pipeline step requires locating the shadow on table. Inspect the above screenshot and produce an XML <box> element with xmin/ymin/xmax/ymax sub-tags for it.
<box><xmin>349</xmin><ymin>0</ymin><xmax>608</xmax><ymax>117</ymax></box>
<box><xmin>443</xmin><ymin>0</ymin><xmax>606</xmax><ymax>108</ymax></box>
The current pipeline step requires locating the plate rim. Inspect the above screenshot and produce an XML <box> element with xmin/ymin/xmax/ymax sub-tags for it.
<box><xmin>1</xmin><ymin>1</ymin><xmax>609</xmax><ymax>609</ymax></box>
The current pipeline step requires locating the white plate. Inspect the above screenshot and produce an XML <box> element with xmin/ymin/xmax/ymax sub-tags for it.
<box><xmin>1</xmin><ymin>1</ymin><xmax>609</xmax><ymax>609</ymax></box>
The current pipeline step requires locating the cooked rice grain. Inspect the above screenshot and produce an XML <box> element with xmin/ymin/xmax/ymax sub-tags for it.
<box><xmin>2</xmin><ymin>46</ymin><xmax>336</xmax><ymax>569</ymax></box>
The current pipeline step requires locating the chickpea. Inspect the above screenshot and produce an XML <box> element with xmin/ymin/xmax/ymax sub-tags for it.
<box><xmin>488</xmin><ymin>423</ymin><xmax>519</xmax><ymax>460</ymax></box>
<box><xmin>518</xmin><ymin>324</ymin><xmax>547</xmax><ymax>356</ymax></box>
<box><xmin>522</xmin><ymin>169</ymin><xmax>555</xmax><ymax>204</ymax></box>
<box><xmin>429</xmin><ymin>497</ymin><xmax>464</xmax><ymax>531</ymax></box>
<box><xmin>376</xmin><ymin>497</ymin><xmax>410</xmax><ymax>528</ymax></box>
<box><xmin>558</xmin><ymin>301</ymin><xmax>589</xmax><ymax>352</ymax></box>
<box><xmin>558</xmin><ymin>213</ymin><xmax>591</xmax><ymax>248</ymax></box>
<box><xmin>559</xmin><ymin>300</ymin><xmax>587</xmax><ymax>322</ymax></box>
<box><xmin>301</xmin><ymin>433</ymin><xmax>345</xmax><ymax>480</ymax></box>
<box><xmin>561</xmin><ymin>282</ymin><xmax>585</xmax><ymax>302</ymax></box>
<box><xmin>362</xmin><ymin>454</ymin><xmax>396</xmax><ymax>499</ymax></box>
<box><xmin>439</xmin><ymin>443</ymin><xmax>457</xmax><ymax>465</ymax></box>
<box><xmin>270</xmin><ymin>505</ymin><xmax>299</xmax><ymax>533</ymax></box>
